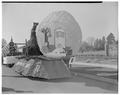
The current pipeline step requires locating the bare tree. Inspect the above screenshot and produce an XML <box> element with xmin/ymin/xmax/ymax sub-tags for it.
<box><xmin>2</xmin><ymin>38</ymin><xmax>7</xmax><ymax>48</ymax></box>
<box><xmin>41</xmin><ymin>27</ymin><xmax>52</xmax><ymax>48</ymax></box>
<box><xmin>86</xmin><ymin>37</ymin><xmax>95</xmax><ymax>46</ymax></box>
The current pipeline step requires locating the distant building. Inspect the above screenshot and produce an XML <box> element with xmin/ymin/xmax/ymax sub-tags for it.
<box><xmin>109</xmin><ymin>43</ymin><xmax>118</xmax><ymax>56</ymax></box>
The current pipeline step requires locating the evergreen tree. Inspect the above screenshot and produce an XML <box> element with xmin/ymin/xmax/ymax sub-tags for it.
<box><xmin>106</xmin><ymin>33</ymin><xmax>115</xmax><ymax>56</ymax></box>
<box><xmin>107</xmin><ymin>33</ymin><xmax>115</xmax><ymax>44</ymax></box>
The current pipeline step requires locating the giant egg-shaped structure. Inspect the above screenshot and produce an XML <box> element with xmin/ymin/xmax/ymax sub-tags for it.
<box><xmin>36</xmin><ymin>10</ymin><xmax>82</xmax><ymax>55</ymax></box>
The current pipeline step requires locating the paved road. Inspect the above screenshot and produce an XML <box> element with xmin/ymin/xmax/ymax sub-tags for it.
<box><xmin>2</xmin><ymin>65</ymin><xmax>118</xmax><ymax>93</ymax></box>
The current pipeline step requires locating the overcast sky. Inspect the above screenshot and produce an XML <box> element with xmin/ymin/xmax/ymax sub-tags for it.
<box><xmin>2</xmin><ymin>2</ymin><xmax>118</xmax><ymax>43</ymax></box>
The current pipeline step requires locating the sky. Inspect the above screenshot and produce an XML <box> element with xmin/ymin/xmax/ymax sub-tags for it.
<box><xmin>2</xmin><ymin>2</ymin><xmax>118</xmax><ymax>43</ymax></box>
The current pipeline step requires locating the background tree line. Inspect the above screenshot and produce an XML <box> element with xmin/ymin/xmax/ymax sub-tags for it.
<box><xmin>79</xmin><ymin>33</ymin><xmax>118</xmax><ymax>53</ymax></box>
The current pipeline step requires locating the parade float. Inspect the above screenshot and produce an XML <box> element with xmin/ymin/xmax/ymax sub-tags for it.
<box><xmin>2</xmin><ymin>10</ymin><xmax>82</xmax><ymax>79</ymax></box>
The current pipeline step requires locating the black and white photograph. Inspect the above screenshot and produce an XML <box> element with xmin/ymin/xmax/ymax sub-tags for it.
<box><xmin>2</xmin><ymin>1</ymin><xmax>118</xmax><ymax>93</ymax></box>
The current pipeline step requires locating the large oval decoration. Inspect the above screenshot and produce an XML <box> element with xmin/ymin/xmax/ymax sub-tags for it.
<box><xmin>36</xmin><ymin>11</ymin><xmax>82</xmax><ymax>55</ymax></box>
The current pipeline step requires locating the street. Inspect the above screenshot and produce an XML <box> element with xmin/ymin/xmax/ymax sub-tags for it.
<box><xmin>2</xmin><ymin>65</ymin><xmax>117</xmax><ymax>93</ymax></box>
